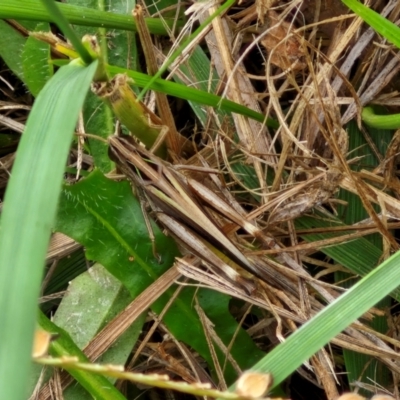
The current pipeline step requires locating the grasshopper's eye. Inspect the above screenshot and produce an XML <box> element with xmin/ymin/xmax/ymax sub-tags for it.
<box><xmin>235</xmin><ymin>371</ymin><xmax>273</xmax><ymax>399</ymax></box>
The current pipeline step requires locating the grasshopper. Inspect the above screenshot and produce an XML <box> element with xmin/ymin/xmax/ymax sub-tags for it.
<box><xmin>106</xmin><ymin>133</ymin><xmax>356</xmax><ymax>305</ymax></box>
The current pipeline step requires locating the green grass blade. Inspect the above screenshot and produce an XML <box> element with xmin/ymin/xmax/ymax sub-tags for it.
<box><xmin>0</xmin><ymin>0</ymin><xmax>181</xmax><ymax>35</ymax></box>
<box><xmin>39</xmin><ymin>0</ymin><xmax>92</xmax><ymax>63</ymax></box>
<box><xmin>0</xmin><ymin>60</ymin><xmax>98</xmax><ymax>400</ymax></box>
<box><xmin>51</xmin><ymin>61</ymin><xmax>278</xmax><ymax>127</ymax></box>
<box><xmin>226</xmin><ymin>250</ymin><xmax>400</xmax><ymax>394</ymax></box>
<box><xmin>37</xmin><ymin>311</ymin><xmax>127</xmax><ymax>400</ymax></box>
<box><xmin>342</xmin><ymin>0</ymin><xmax>400</xmax><ymax>49</ymax></box>
<box><xmin>138</xmin><ymin>0</ymin><xmax>236</xmax><ymax>100</ymax></box>
<box><xmin>335</xmin><ymin>120</ymin><xmax>389</xmax><ymax>393</ymax></box>
<box><xmin>108</xmin><ymin>66</ymin><xmax>279</xmax><ymax>128</ymax></box>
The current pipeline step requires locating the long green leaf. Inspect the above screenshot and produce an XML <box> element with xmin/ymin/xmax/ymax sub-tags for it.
<box><xmin>224</xmin><ymin>249</ymin><xmax>400</xmax><ymax>395</ymax></box>
<box><xmin>108</xmin><ymin>66</ymin><xmax>279</xmax><ymax>128</ymax></box>
<box><xmin>342</xmin><ymin>0</ymin><xmax>400</xmax><ymax>49</ymax></box>
<box><xmin>0</xmin><ymin>0</ymin><xmax>181</xmax><ymax>35</ymax></box>
<box><xmin>50</xmin><ymin>61</ymin><xmax>278</xmax><ymax>127</ymax></box>
<box><xmin>0</xmin><ymin>60</ymin><xmax>98</xmax><ymax>400</ymax></box>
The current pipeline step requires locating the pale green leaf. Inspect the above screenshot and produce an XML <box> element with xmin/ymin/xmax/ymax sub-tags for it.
<box><xmin>0</xmin><ymin>60</ymin><xmax>98</xmax><ymax>400</ymax></box>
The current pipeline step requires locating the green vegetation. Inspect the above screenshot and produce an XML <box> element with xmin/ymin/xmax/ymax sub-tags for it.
<box><xmin>1</xmin><ymin>1</ymin><xmax>400</xmax><ymax>399</ymax></box>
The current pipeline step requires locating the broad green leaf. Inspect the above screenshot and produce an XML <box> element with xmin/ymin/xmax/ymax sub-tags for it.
<box><xmin>54</xmin><ymin>263</ymin><xmax>144</xmax><ymax>399</ymax></box>
<box><xmin>0</xmin><ymin>60</ymin><xmax>98</xmax><ymax>400</ymax></box>
<box><xmin>22</xmin><ymin>22</ymin><xmax>53</xmax><ymax>96</ymax></box>
<box><xmin>80</xmin><ymin>91</ymin><xmax>114</xmax><ymax>172</ymax></box>
<box><xmin>53</xmin><ymin>263</ymin><xmax>142</xmax><ymax>350</ymax></box>
<box><xmin>55</xmin><ymin>170</ymin><xmax>264</xmax><ymax>382</ymax></box>
<box><xmin>55</xmin><ymin>170</ymin><xmax>176</xmax><ymax>291</ymax></box>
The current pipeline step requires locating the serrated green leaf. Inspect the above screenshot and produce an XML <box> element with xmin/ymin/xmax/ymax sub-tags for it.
<box><xmin>0</xmin><ymin>19</ymin><xmax>26</xmax><ymax>81</ymax></box>
<box><xmin>55</xmin><ymin>170</ymin><xmax>264</xmax><ymax>383</ymax></box>
<box><xmin>22</xmin><ymin>22</ymin><xmax>53</xmax><ymax>96</ymax></box>
<box><xmin>55</xmin><ymin>170</ymin><xmax>176</xmax><ymax>290</ymax></box>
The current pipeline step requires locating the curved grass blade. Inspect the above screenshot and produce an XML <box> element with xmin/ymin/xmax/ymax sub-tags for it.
<box><xmin>362</xmin><ymin>106</ymin><xmax>400</xmax><ymax>129</ymax></box>
<box><xmin>223</xmin><ymin>250</ymin><xmax>400</xmax><ymax>396</ymax></box>
<box><xmin>0</xmin><ymin>59</ymin><xmax>98</xmax><ymax>400</ymax></box>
